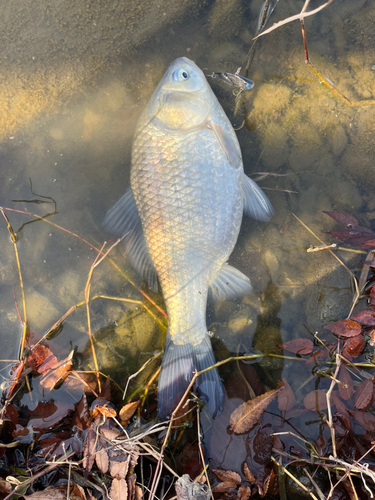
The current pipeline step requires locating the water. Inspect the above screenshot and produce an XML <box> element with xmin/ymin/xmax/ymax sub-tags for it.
<box><xmin>0</xmin><ymin>0</ymin><xmax>374</xmax><ymax>481</ymax></box>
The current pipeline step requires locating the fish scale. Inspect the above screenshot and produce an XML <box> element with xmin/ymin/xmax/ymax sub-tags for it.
<box><xmin>104</xmin><ymin>57</ymin><xmax>274</xmax><ymax>419</ymax></box>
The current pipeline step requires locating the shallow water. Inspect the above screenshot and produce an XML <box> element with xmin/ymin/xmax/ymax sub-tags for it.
<box><xmin>1</xmin><ymin>0</ymin><xmax>374</xmax><ymax>478</ymax></box>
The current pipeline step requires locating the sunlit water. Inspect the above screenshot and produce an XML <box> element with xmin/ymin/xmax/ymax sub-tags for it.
<box><xmin>0</xmin><ymin>0</ymin><xmax>374</xmax><ymax>475</ymax></box>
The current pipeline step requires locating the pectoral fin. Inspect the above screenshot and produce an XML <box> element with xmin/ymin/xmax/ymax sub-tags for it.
<box><xmin>208</xmin><ymin>119</ymin><xmax>242</xmax><ymax>169</ymax></box>
<box><xmin>103</xmin><ymin>188</ymin><xmax>158</xmax><ymax>292</ymax></box>
<box><xmin>242</xmin><ymin>173</ymin><xmax>274</xmax><ymax>222</ymax></box>
<box><xmin>209</xmin><ymin>263</ymin><xmax>252</xmax><ymax>302</ymax></box>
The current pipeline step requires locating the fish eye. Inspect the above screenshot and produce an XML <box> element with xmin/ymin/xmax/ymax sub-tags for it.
<box><xmin>172</xmin><ymin>68</ymin><xmax>189</xmax><ymax>82</ymax></box>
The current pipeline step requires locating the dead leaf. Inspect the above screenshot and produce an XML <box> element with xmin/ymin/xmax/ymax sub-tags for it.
<box><xmin>323</xmin><ymin>211</ymin><xmax>359</xmax><ymax>228</ymax></box>
<box><xmin>350</xmin><ymin>410</ymin><xmax>375</xmax><ymax>432</ymax></box>
<box><xmin>354</xmin><ymin>379</ymin><xmax>374</xmax><ymax>410</ymax></box>
<box><xmin>110</xmin><ymin>454</ymin><xmax>129</xmax><ymax>480</ymax></box>
<box><xmin>27</xmin><ymin>344</ymin><xmax>57</xmax><ymax>373</ymax></box>
<box><xmin>351</xmin><ymin>310</ymin><xmax>375</xmax><ymax>326</ymax></box>
<box><xmin>72</xmin><ymin>394</ymin><xmax>90</xmax><ymax>430</ymax></box>
<box><xmin>119</xmin><ymin>401</ymin><xmax>140</xmax><ymax>427</ymax></box>
<box><xmin>230</xmin><ymin>385</ymin><xmax>284</xmax><ymax>434</ymax></box>
<box><xmin>83</xmin><ymin>427</ymin><xmax>97</xmax><ymax>471</ymax></box>
<box><xmin>95</xmin><ymin>437</ymin><xmax>109</xmax><ymax>474</ymax></box>
<box><xmin>280</xmin><ymin>338</ymin><xmax>313</xmax><ymax>355</ymax></box>
<box><xmin>278</xmin><ymin>378</ymin><xmax>295</xmax><ymax>412</ymax></box>
<box><xmin>323</xmin><ymin>320</ymin><xmax>362</xmax><ymax>338</ymax></box>
<box><xmin>110</xmin><ymin>478</ymin><xmax>128</xmax><ymax>500</ymax></box>
<box><xmin>343</xmin><ymin>335</ymin><xmax>365</xmax><ymax>357</ymax></box>
<box><xmin>237</xmin><ymin>485</ymin><xmax>251</xmax><ymax>500</ymax></box>
<box><xmin>370</xmin><ymin>286</ymin><xmax>375</xmax><ymax>311</ymax></box>
<box><xmin>212</xmin><ymin>482</ymin><xmax>236</xmax><ymax>493</ymax></box>
<box><xmin>39</xmin><ymin>351</ymin><xmax>74</xmax><ymax>390</ymax></box>
<box><xmin>243</xmin><ymin>463</ymin><xmax>256</xmax><ymax>483</ymax></box>
<box><xmin>263</xmin><ymin>469</ymin><xmax>278</xmax><ymax>497</ymax></box>
<box><xmin>0</xmin><ymin>479</ymin><xmax>12</xmax><ymax>494</ymax></box>
<box><xmin>28</xmin><ymin>402</ymin><xmax>74</xmax><ymax>432</ymax></box>
<box><xmin>305</xmin><ymin>348</ymin><xmax>330</xmax><ymax>366</ymax></box>
<box><xmin>303</xmin><ymin>389</ymin><xmax>327</xmax><ymax>411</ymax></box>
<box><xmin>338</xmin><ymin>366</ymin><xmax>354</xmax><ymax>401</ymax></box>
<box><xmin>24</xmin><ymin>485</ymin><xmax>69</xmax><ymax>499</ymax></box>
<box><xmin>212</xmin><ymin>469</ymin><xmax>241</xmax><ymax>486</ymax></box>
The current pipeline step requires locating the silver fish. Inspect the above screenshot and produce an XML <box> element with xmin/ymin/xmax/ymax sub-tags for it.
<box><xmin>104</xmin><ymin>57</ymin><xmax>274</xmax><ymax>419</ymax></box>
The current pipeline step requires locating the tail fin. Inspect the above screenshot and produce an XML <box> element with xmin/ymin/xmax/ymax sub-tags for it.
<box><xmin>158</xmin><ymin>334</ymin><xmax>224</xmax><ymax>420</ymax></box>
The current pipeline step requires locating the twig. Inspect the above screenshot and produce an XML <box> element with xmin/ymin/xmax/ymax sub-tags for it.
<box><xmin>326</xmin><ymin>350</ymin><xmax>340</xmax><ymax>458</ymax></box>
<box><xmin>254</xmin><ymin>0</ymin><xmax>336</xmax><ymax>40</ymax></box>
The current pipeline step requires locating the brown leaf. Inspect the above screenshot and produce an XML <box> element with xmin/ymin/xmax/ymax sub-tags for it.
<box><xmin>127</xmin><ymin>475</ymin><xmax>136</xmax><ymax>500</ymax></box>
<box><xmin>24</xmin><ymin>485</ymin><xmax>68</xmax><ymax>499</ymax></box>
<box><xmin>110</xmin><ymin>478</ymin><xmax>128</xmax><ymax>500</ymax></box>
<box><xmin>351</xmin><ymin>310</ymin><xmax>375</xmax><ymax>326</ymax></box>
<box><xmin>230</xmin><ymin>386</ymin><xmax>283</xmax><ymax>434</ymax></box>
<box><xmin>323</xmin><ymin>320</ymin><xmax>362</xmax><ymax>338</ymax></box>
<box><xmin>212</xmin><ymin>482</ymin><xmax>236</xmax><ymax>493</ymax></box>
<box><xmin>243</xmin><ymin>463</ymin><xmax>256</xmax><ymax>483</ymax></box>
<box><xmin>135</xmin><ymin>486</ymin><xmax>143</xmax><ymax>500</ymax></box>
<box><xmin>278</xmin><ymin>378</ymin><xmax>295</xmax><ymax>412</ymax></box>
<box><xmin>39</xmin><ymin>351</ymin><xmax>74</xmax><ymax>390</ymax></box>
<box><xmin>303</xmin><ymin>389</ymin><xmax>327</xmax><ymax>411</ymax></box>
<box><xmin>349</xmin><ymin>410</ymin><xmax>375</xmax><ymax>432</ymax></box>
<box><xmin>323</xmin><ymin>211</ymin><xmax>359</xmax><ymax>228</ymax></box>
<box><xmin>280</xmin><ymin>339</ymin><xmax>313</xmax><ymax>355</ymax></box>
<box><xmin>0</xmin><ymin>479</ymin><xmax>12</xmax><ymax>494</ymax></box>
<box><xmin>72</xmin><ymin>394</ymin><xmax>91</xmax><ymax>430</ymax></box>
<box><xmin>83</xmin><ymin>427</ymin><xmax>96</xmax><ymax>471</ymax></box>
<box><xmin>237</xmin><ymin>485</ymin><xmax>251</xmax><ymax>500</ymax></box>
<box><xmin>28</xmin><ymin>402</ymin><xmax>74</xmax><ymax>432</ymax></box>
<box><xmin>343</xmin><ymin>335</ymin><xmax>365</xmax><ymax>357</ymax></box>
<box><xmin>70</xmin><ymin>483</ymin><xmax>87</xmax><ymax>500</ymax></box>
<box><xmin>332</xmin><ymin>392</ymin><xmax>349</xmax><ymax>413</ymax></box>
<box><xmin>305</xmin><ymin>348</ymin><xmax>330</xmax><ymax>365</ymax></box>
<box><xmin>119</xmin><ymin>401</ymin><xmax>140</xmax><ymax>427</ymax></box>
<box><xmin>212</xmin><ymin>469</ymin><xmax>241</xmax><ymax>486</ymax></box>
<box><xmin>95</xmin><ymin>438</ymin><xmax>109</xmax><ymax>474</ymax></box>
<box><xmin>354</xmin><ymin>379</ymin><xmax>374</xmax><ymax>410</ymax></box>
<box><xmin>263</xmin><ymin>469</ymin><xmax>278</xmax><ymax>497</ymax></box>
<box><xmin>338</xmin><ymin>366</ymin><xmax>354</xmax><ymax>401</ymax></box>
<box><xmin>110</xmin><ymin>454</ymin><xmax>129</xmax><ymax>480</ymax></box>
<box><xmin>370</xmin><ymin>285</ymin><xmax>375</xmax><ymax>311</ymax></box>
<box><xmin>27</xmin><ymin>344</ymin><xmax>57</xmax><ymax>373</ymax></box>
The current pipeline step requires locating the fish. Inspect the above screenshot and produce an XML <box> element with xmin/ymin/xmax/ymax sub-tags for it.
<box><xmin>209</xmin><ymin>67</ymin><xmax>254</xmax><ymax>96</ymax></box>
<box><xmin>104</xmin><ymin>57</ymin><xmax>274</xmax><ymax>420</ymax></box>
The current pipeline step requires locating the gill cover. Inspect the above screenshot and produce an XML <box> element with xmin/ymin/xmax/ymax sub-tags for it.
<box><xmin>147</xmin><ymin>57</ymin><xmax>213</xmax><ymax>133</ymax></box>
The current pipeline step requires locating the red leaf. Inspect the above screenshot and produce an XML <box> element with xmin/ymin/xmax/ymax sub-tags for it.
<box><xmin>370</xmin><ymin>286</ymin><xmax>375</xmax><ymax>310</ymax></box>
<box><xmin>280</xmin><ymin>339</ymin><xmax>313</xmax><ymax>355</ymax></box>
<box><xmin>28</xmin><ymin>402</ymin><xmax>74</xmax><ymax>431</ymax></box>
<box><xmin>332</xmin><ymin>392</ymin><xmax>348</xmax><ymax>413</ymax></box>
<box><xmin>354</xmin><ymin>379</ymin><xmax>374</xmax><ymax>410</ymax></box>
<box><xmin>303</xmin><ymin>389</ymin><xmax>327</xmax><ymax>411</ymax></box>
<box><xmin>27</xmin><ymin>344</ymin><xmax>58</xmax><ymax>373</ymax></box>
<box><xmin>323</xmin><ymin>319</ymin><xmax>362</xmax><ymax>338</ymax></box>
<box><xmin>39</xmin><ymin>351</ymin><xmax>74</xmax><ymax>390</ymax></box>
<box><xmin>351</xmin><ymin>310</ymin><xmax>375</xmax><ymax>326</ymax></box>
<box><xmin>323</xmin><ymin>211</ymin><xmax>359</xmax><ymax>228</ymax></box>
<box><xmin>278</xmin><ymin>378</ymin><xmax>295</xmax><ymax>412</ymax></box>
<box><xmin>305</xmin><ymin>348</ymin><xmax>330</xmax><ymax>365</ymax></box>
<box><xmin>343</xmin><ymin>335</ymin><xmax>365</xmax><ymax>357</ymax></box>
<box><xmin>350</xmin><ymin>410</ymin><xmax>375</xmax><ymax>432</ymax></box>
<box><xmin>338</xmin><ymin>366</ymin><xmax>354</xmax><ymax>401</ymax></box>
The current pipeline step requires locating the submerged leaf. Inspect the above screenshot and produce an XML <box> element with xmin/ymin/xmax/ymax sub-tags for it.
<box><xmin>370</xmin><ymin>286</ymin><xmax>375</xmax><ymax>311</ymax></box>
<box><xmin>24</xmin><ymin>485</ymin><xmax>70</xmax><ymax>499</ymax></box>
<box><xmin>278</xmin><ymin>378</ymin><xmax>295</xmax><ymax>412</ymax></box>
<box><xmin>354</xmin><ymin>379</ymin><xmax>374</xmax><ymax>410</ymax></box>
<box><xmin>343</xmin><ymin>335</ymin><xmax>365</xmax><ymax>357</ymax></box>
<box><xmin>230</xmin><ymin>385</ymin><xmax>283</xmax><ymax>434</ymax></box>
<box><xmin>338</xmin><ymin>366</ymin><xmax>354</xmax><ymax>401</ymax></box>
<box><xmin>243</xmin><ymin>463</ymin><xmax>256</xmax><ymax>483</ymax></box>
<box><xmin>350</xmin><ymin>410</ymin><xmax>375</xmax><ymax>432</ymax></box>
<box><xmin>39</xmin><ymin>351</ymin><xmax>74</xmax><ymax>390</ymax></box>
<box><xmin>280</xmin><ymin>338</ymin><xmax>313</xmax><ymax>355</ymax></box>
<box><xmin>237</xmin><ymin>485</ymin><xmax>251</xmax><ymax>500</ymax></box>
<box><xmin>303</xmin><ymin>389</ymin><xmax>327</xmax><ymax>411</ymax></box>
<box><xmin>212</xmin><ymin>482</ymin><xmax>236</xmax><ymax>493</ymax></box>
<box><xmin>323</xmin><ymin>211</ymin><xmax>359</xmax><ymax>228</ymax></box>
<box><xmin>351</xmin><ymin>310</ymin><xmax>375</xmax><ymax>326</ymax></box>
<box><xmin>323</xmin><ymin>320</ymin><xmax>361</xmax><ymax>338</ymax></box>
<box><xmin>27</xmin><ymin>344</ymin><xmax>57</xmax><ymax>374</ymax></box>
<box><xmin>212</xmin><ymin>470</ymin><xmax>241</xmax><ymax>486</ymax></box>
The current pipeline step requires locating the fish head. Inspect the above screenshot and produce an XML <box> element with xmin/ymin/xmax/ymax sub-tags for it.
<box><xmin>147</xmin><ymin>57</ymin><xmax>214</xmax><ymax>134</ymax></box>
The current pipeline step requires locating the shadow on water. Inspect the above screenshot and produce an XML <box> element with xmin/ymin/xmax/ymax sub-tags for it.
<box><xmin>1</xmin><ymin>0</ymin><xmax>375</xmax><ymax>498</ymax></box>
